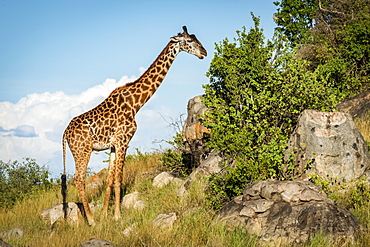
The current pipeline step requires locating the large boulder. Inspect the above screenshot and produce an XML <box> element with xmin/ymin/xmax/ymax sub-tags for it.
<box><xmin>284</xmin><ymin>109</ymin><xmax>370</xmax><ymax>181</ymax></box>
<box><xmin>179</xmin><ymin>96</ymin><xmax>233</xmax><ymax>196</ymax></box>
<box><xmin>177</xmin><ymin>151</ymin><xmax>223</xmax><ymax>197</ymax></box>
<box><xmin>337</xmin><ymin>90</ymin><xmax>370</xmax><ymax>119</ymax></box>
<box><xmin>337</xmin><ymin>90</ymin><xmax>370</xmax><ymax>144</ymax></box>
<box><xmin>182</xmin><ymin>95</ymin><xmax>210</xmax><ymax>168</ymax></box>
<box><xmin>40</xmin><ymin>202</ymin><xmax>94</xmax><ymax>225</ymax></box>
<box><xmin>0</xmin><ymin>239</ymin><xmax>11</xmax><ymax>247</ymax></box>
<box><xmin>217</xmin><ymin>180</ymin><xmax>364</xmax><ymax>245</ymax></box>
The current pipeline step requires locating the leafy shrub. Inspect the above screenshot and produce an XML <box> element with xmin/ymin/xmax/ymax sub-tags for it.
<box><xmin>160</xmin><ymin>132</ymin><xmax>193</xmax><ymax>177</ymax></box>
<box><xmin>0</xmin><ymin>158</ymin><xmax>52</xmax><ymax>208</ymax></box>
<box><xmin>202</xmin><ymin>15</ymin><xmax>339</xmax><ymax>208</ymax></box>
<box><xmin>310</xmin><ymin>175</ymin><xmax>370</xmax><ymax>210</ymax></box>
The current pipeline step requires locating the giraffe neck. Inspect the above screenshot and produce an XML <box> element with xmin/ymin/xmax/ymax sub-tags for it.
<box><xmin>125</xmin><ymin>41</ymin><xmax>179</xmax><ymax>112</ymax></box>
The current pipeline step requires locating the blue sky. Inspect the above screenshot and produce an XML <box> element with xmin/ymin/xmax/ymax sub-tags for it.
<box><xmin>0</xmin><ymin>0</ymin><xmax>278</xmax><ymax>176</ymax></box>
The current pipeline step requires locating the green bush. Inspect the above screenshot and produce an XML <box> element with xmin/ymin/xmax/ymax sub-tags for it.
<box><xmin>202</xmin><ymin>15</ymin><xmax>340</xmax><ymax>208</ymax></box>
<box><xmin>160</xmin><ymin>132</ymin><xmax>194</xmax><ymax>178</ymax></box>
<box><xmin>0</xmin><ymin>158</ymin><xmax>52</xmax><ymax>208</ymax></box>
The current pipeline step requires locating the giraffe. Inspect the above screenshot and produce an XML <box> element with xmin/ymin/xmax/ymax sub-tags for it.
<box><xmin>62</xmin><ymin>26</ymin><xmax>207</xmax><ymax>226</ymax></box>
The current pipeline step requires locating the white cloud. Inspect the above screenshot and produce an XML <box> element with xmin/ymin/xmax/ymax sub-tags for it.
<box><xmin>0</xmin><ymin>125</ymin><xmax>37</xmax><ymax>137</ymax></box>
<box><xmin>0</xmin><ymin>75</ymin><xmax>183</xmax><ymax>176</ymax></box>
<box><xmin>138</xmin><ymin>67</ymin><xmax>146</xmax><ymax>74</ymax></box>
<box><xmin>0</xmin><ymin>76</ymin><xmax>134</xmax><ymax>175</ymax></box>
<box><xmin>13</xmin><ymin>125</ymin><xmax>37</xmax><ymax>137</ymax></box>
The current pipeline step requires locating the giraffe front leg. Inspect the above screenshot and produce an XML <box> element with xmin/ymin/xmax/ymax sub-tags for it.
<box><xmin>112</xmin><ymin>145</ymin><xmax>129</xmax><ymax>220</ymax></box>
<box><xmin>101</xmin><ymin>150</ymin><xmax>116</xmax><ymax>218</ymax></box>
<box><xmin>112</xmin><ymin>123</ymin><xmax>136</xmax><ymax>220</ymax></box>
<box><xmin>113</xmin><ymin>154</ymin><xmax>125</xmax><ymax>220</ymax></box>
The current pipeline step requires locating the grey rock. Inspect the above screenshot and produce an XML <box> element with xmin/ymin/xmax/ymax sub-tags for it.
<box><xmin>284</xmin><ymin>109</ymin><xmax>370</xmax><ymax>181</ymax></box>
<box><xmin>178</xmin><ymin>96</ymin><xmax>233</xmax><ymax>196</ymax></box>
<box><xmin>40</xmin><ymin>202</ymin><xmax>93</xmax><ymax>225</ymax></box>
<box><xmin>183</xmin><ymin>95</ymin><xmax>209</xmax><ymax>141</ymax></box>
<box><xmin>121</xmin><ymin>192</ymin><xmax>146</xmax><ymax>211</ymax></box>
<box><xmin>217</xmin><ymin>180</ymin><xmax>364</xmax><ymax>245</ymax></box>
<box><xmin>182</xmin><ymin>95</ymin><xmax>210</xmax><ymax>168</ymax></box>
<box><xmin>152</xmin><ymin>212</ymin><xmax>177</xmax><ymax>229</ymax></box>
<box><xmin>178</xmin><ymin>151</ymin><xmax>223</xmax><ymax>197</ymax></box>
<box><xmin>152</xmin><ymin>172</ymin><xmax>176</xmax><ymax>188</ymax></box>
<box><xmin>337</xmin><ymin>90</ymin><xmax>370</xmax><ymax>119</ymax></box>
<box><xmin>171</xmin><ymin>177</ymin><xmax>184</xmax><ymax>187</ymax></box>
<box><xmin>121</xmin><ymin>191</ymin><xmax>140</xmax><ymax>209</ymax></box>
<box><xmin>80</xmin><ymin>238</ymin><xmax>115</xmax><ymax>247</ymax></box>
<box><xmin>239</xmin><ymin>206</ymin><xmax>255</xmax><ymax>217</ymax></box>
<box><xmin>243</xmin><ymin>199</ymin><xmax>274</xmax><ymax>213</ymax></box>
<box><xmin>122</xmin><ymin>223</ymin><xmax>137</xmax><ymax>237</ymax></box>
<box><xmin>133</xmin><ymin>200</ymin><xmax>146</xmax><ymax>211</ymax></box>
<box><xmin>0</xmin><ymin>227</ymin><xmax>23</xmax><ymax>239</ymax></box>
<box><xmin>0</xmin><ymin>239</ymin><xmax>11</xmax><ymax>247</ymax></box>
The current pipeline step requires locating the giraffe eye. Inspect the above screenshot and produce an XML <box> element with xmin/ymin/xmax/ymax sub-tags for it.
<box><xmin>187</xmin><ymin>39</ymin><xmax>193</xmax><ymax>42</ymax></box>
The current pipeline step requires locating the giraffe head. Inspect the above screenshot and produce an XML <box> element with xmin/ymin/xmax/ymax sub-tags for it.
<box><xmin>170</xmin><ymin>26</ymin><xmax>207</xmax><ymax>59</ymax></box>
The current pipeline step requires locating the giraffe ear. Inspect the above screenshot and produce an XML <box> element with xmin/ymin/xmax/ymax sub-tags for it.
<box><xmin>170</xmin><ymin>36</ymin><xmax>180</xmax><ymax>42</ymax></box>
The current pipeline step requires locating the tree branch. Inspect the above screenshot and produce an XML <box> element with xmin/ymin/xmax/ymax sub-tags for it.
<box><xmin>318</xmin><ymin>0</ymin><xmax>346</xmax><ymax>16</ymax></box>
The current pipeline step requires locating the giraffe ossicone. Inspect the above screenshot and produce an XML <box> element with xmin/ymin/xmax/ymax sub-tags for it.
<box><xmin>62</xmin><ymin>26</ymin><xmax>207</xmax><ymax>226</ymax></box>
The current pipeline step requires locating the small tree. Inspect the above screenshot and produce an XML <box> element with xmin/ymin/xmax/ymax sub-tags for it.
<box><xmin>274</xmin><ymin>0</ymin><xmax>370</xmax><ymax>96</ymax></box>
<box><xmin>273</xmin><ymin>0</ymin><xmax>317</xmax><ymax>45</ymax></box>
<box><xmin>0</xmin><ymin>158</ymin><xmax>51</xmax><ymax>208</ymax></box>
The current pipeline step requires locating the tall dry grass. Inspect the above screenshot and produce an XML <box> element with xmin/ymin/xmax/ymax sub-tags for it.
<box><xmin>122</xmin><ymin>150</ymin><xmax>163</xmax><ymax>188</ymax></box>
<box><xmin>0</xmin><ymin>152</ymin><xmax>253</xmax><ymax>246</ymax></box>
<box><xmin>0</xmin><ymin>150</ymin><xmax>369</xmax><ymax>246</ymax></box>
<box><xmin>0</xmin><ymin>178</ymin><xmax>252</xmax><ymax>246</ymax></box>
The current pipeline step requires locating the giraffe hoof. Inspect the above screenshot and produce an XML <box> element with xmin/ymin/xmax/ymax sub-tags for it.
<box><xmin>114</xmin><ymin>214</ymin><xmax>121</xmax><ymax>221</ymax></box>
<box><xmin>88</xmin><ymin>219</ymin><xmax>96</xmax><ymax>226</ymax></box>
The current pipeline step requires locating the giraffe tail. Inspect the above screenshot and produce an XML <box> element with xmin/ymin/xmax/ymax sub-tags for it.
<box><xmin>61</xmin><ymin>132</ymin><xmax>68</xmax><ymax>220</ymax></box>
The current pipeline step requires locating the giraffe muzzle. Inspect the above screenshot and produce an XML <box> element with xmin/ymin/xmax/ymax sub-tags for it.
<box><xmin>198</xmin><ymin>47</ymin><xmax>207</xmax><ymax>59</ymax></box>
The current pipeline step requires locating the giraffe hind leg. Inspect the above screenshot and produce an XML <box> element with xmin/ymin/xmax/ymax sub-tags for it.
<box><xmin>74</xmin><ymin>154</ymin><xmax>96</xmax><ymax>226</ymax></box>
